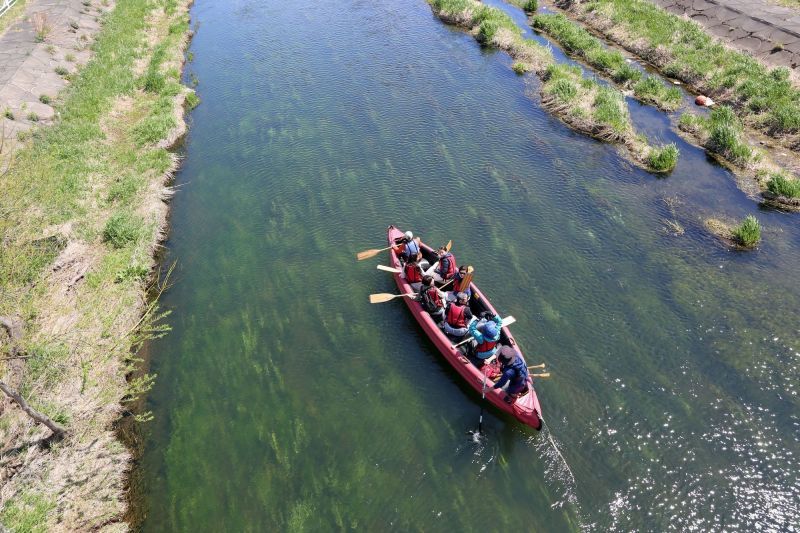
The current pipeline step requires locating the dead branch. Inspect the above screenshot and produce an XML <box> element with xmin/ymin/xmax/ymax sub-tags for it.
<box><xmin>0</xmin><ymin>315</ymin><xmax>67</xmax><ymax>438</ymax></box>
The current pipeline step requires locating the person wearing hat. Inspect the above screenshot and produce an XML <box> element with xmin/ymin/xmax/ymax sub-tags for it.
<box><xmin>468</xmin><ymin>313</ymin><xmax>502</xmax><ymax>361</ymax></box>
<box><xmin>493</xmin><ymin>345</ymin><xmax>530</xmax><ymax>404</ymax></box>
<box><xmin>442</xmin><ymin>291</ymin><xmax>473</xmax><ymax>339</ymax></box>
<box><xmin>393</xmin><ymin>230</ymin><xmax>421</xmax><ymax>264</ymax></box>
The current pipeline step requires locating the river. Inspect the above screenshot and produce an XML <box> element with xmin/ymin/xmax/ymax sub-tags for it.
<box><xmin>136</xmin><ymin>0</ymin><xmax>800</xmax><ymax>530</ymax></box>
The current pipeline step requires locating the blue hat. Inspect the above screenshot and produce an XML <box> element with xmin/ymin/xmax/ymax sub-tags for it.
<box><xmin>481</xmin><ymin>321</ymin><xmax>498</xmax><ymax>338</ymax></box>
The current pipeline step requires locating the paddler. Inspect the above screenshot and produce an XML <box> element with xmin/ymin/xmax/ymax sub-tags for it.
<box><xmin>393</xmin><ymin>230</ymin><xmax>422</xmax><ymax>264</ymax></box>
<box><xmin>432</xmin><ymin>246</ymin><xmax>457</xmax><ymax>285</ymax></box>
<box><xmin>447</xmin><ymin>265</ymin><xmax>472</xmax><ymax>301</ymax></box>
<box><xmin>494</xmin><ymin>346</ymin><xmax>530</xmax><ymax>404</ymax></box>
<box><xmin>403</xmin><ymin>258</ymin><xmax>424</xmax><ymax>291</ymax></box>
<box><xmin>468</xmin><ymin>313</ymin><xmax>502</xmax><ymax>362</ymax></box>
<box><xmin>442</xmin><ymin>291</ymin><xmax>473</xmax><ymax>339</ymax></box>
<box><xmin>415</xmin><ymin>275</ymin><xmax>446</xmax><ymax>323</ymax></box>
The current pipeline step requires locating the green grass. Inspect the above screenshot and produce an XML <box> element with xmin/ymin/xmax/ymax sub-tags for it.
<box><xmin>474</xmin><ymin>6</ymin><xmax>519</xmax><ymax>43</ymax></box>
<box><xmin>543</xmin><ymin>64</ymin><xmax>581</xmax><ymax>103</ymax></box>
<box><xmin>633</xmin><ymin>76</ymin><xmax>682</xmax><ymax>110</ymax></box>
<box><xmin>580</xmin><ymin>0</ymin><xmax>800</xmax><ymax>135</ymax></box>
<box><xmin>532</xmin><ymin>13</ymin><xmax>688</xmax><ymax>112</ymax></box>
<box><xmin>731</xmin><ymin>215</ymin><xmax>760</xmax><ymax>247</ymax></box>
<box><xmin>767</xmin><ymin>173</ymin><xmax>800</xmax><ymax>198</ymax></box>
<box><xmin>0</xmin><ymin>491</ymin><xmax>55</xmax><ymax>533</ymax></box>
<box><xmin>646</xmin><ymin>143</ymin><xmax>679</xmax><ymax>172</ymax></box>
<box><xmin>1</xmin><ymin>1</ymin><xmax>190</xmax><ymax>522</ymax></box>
<box><xmin>593</xmin><ymin>86</ymin><xmax>629</xmax><ymax>134</ymax></box>
<box><xmin>706</xmin><ymin>106</ymin><xmax>753</xmax><ymax>166</ymax></box>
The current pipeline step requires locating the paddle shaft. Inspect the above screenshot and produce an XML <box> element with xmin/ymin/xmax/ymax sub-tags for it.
<box><xmin>478</xmin><ymin>369</ymin><xmax>487</xmax><ymax>434</ymax></box>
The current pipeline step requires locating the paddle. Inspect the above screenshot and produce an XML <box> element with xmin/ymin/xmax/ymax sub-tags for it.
<box><xmin>453</xmin><ymin>316</ymin><xmax>516</xmax><ymax>347</ymax></box>
<box><xmin>356</xmin><ymin>245</ymin><xmax>394</xmax><ymax>261</ymax></box>
<box><xmin>369</xmin><ymin>292</ymin><xmax>416</xmax><ymax>304</ymax></box>
<box><xmin>376</xmin><ymin>264</ymin><xmax>402</xmax><ymax>273</ymax></box>
<box><xmin>531</xmin><ymin>372</ymin><xmax>551</xmax><ymax>379</ymax></box>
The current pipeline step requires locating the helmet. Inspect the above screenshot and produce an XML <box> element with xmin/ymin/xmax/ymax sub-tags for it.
<box><xmin>456</xmin><ymin>292</ymin><xmax>468</xmax><ymax>302</ymax></box>
<box><xmin>404</xmin><ymin>231</ymin><xmax>413</xmax><ymax>240</ymax></box>
<box><xmin>481</xmin><ymin>321</ymin><xmax>498</xmax><ymax>338</ymax></box>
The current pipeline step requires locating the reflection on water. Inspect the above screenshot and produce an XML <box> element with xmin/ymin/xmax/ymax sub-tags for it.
<box><xmin>136</xmin><ymin>0</ymin><xmax>800</xmax><ymax>530</ymax></box>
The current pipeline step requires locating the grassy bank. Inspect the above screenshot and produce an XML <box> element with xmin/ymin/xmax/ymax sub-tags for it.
<box><xmin>678</xmin><ymin>105</ymin><xmax>800</xmax><ymax>207</ymax></box>
<box><xmin>532</xmin><ymin>13</ymin><xmax>682</xmax><ymax>111</ymax></box>
<box><xmin>562</xmin><ymin>0</ymin><xmax>800</xmax><ymax>147</ymax></box>
<box><xmin>428</xmin><ymin>0</ymin><xmax>678</xmax><ymax>172</ymax></box>
<box><xmin>0</xmin><ymin>0</ymin><xmax>193</xmax><ymax>529</ymax></box>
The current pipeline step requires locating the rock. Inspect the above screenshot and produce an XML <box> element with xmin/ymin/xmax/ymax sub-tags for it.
<box><xmin>695</xmin><ymin>95</ymin><xmax>715</xmax><ymax>106</ymax></box>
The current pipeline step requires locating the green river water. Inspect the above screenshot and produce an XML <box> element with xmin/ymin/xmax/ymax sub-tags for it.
<box><xmin>136</xmin><ymin>0</ymin><xmax>800</xmax><ymax>530</ymax></box>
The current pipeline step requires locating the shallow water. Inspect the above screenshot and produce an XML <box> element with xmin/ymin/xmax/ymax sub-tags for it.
<box><xmin>137</xmin><ymin>0</ymin><xmax>800</xmax><ymax>530</ymax></box>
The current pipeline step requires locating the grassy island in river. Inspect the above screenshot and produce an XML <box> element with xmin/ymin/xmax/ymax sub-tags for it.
<box><xmin>428</xmin><ymin>0</ymin><xmax>679</xmax><ymax>172</ymax></box>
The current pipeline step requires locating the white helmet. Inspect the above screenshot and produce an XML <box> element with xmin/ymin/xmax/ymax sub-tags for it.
<box><xmin>404</xmin><ymin>231</ymin><xmax>413</xmax><ymax>240</ymax></box>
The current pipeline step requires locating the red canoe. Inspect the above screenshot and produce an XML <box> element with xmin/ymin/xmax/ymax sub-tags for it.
<box><xmin>386</xmin><ymin>225</ymin><xmax>543</xmax><ymax>431</ymax></box>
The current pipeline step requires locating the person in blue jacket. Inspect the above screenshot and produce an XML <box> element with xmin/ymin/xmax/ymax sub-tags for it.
<box><xmin>494</xmin><ymin>345</ymin><xmax>529</xmax><ymax>404</ymax></box>
<box><xmin>468</xmin><ymin>313</ymin><xmax>502</xmax><ymax>362</ymax></box>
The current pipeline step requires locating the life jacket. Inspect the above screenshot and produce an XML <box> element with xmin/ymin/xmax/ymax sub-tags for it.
<box><xmin>420</xmin><ymin>286</ymin><xmax>444</xmax><ymax>313</ymax></box>
<box><xmin>404</xmin><ymin>262</ymin><xmax>423</xmax><ymax>283</ymax></box>
<box><xmin>438</xmin><ymin>252</ymin><xmax>457</xmax><ymax>279</ymax></box>
<box><xmin>506</xmin><ymin>357</ymin><xmax>529</xmax><ymax>386</ymax></box>
<box><xmin>446</xmin><ymin>302</ymin><xmax>468</xmax><ymax>328</ymax></box>
<box><xmin>475</xmin><ymin>337</ymin><xmax>497</xmax><ymax>355</ymax></box>
<box><xmin>404</xmin><ymin>239</ymin><xmax>420</xmax><ymax>259</ymax></box>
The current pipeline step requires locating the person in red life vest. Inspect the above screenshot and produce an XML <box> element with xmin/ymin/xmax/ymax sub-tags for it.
<box><xmin>468</xmin><ymin>313</ymin><xmax>502</xmax><ymax>362</ymax></box>
<box><xmin>403</xmin><ymin>259</ymin><xmax>424</xmax><ymax>291</ymax></box>
<box><xmin>393</xmin><ymin>230</ymin><xmax>421</xmax><ymax>264</ymax></box>
<box><xmin>442</xmin><ymin>291</ymin><xmax>473</xmax><ymax>339</ymax></box>
<box><xmin>493</xmin><ymin>345</ymin><xmax>530</xmax><ymax>404</ymax></box>
<box><xmin>447</xmin><ymin>265</ymin><xmax>472</xmax><ymax>302</ymax></box>
<box><xmin>452</xmin><ymin>265</ymin><xmax>472</xmax><ymax>296</ymax></box>
<box><xmin>432</xmin><ymin>247</ymin><xmax>457</xmax><ymax>284</ymax></box>
<box><xmin>415</xmin><ymin>275</ymin><xmax>446</xmax><ymax>323</ymax></box>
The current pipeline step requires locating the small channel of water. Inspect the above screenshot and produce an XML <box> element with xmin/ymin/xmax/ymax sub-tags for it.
<box><xmin>136</xmin><ymin>0</ymin><xmax>800</xmax><ymax>530</ymax></box>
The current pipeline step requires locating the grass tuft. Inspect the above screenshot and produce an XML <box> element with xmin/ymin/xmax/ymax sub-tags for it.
<box><xmin>593</xmin><ymin>86</ymin><xmax>629</xmax><ymax>134</ymax></box>
<box><xmin>706</xmin><ymin>105</ymin><xmax>752</xmax><ymax>166</ymax></box>
<box><xmin>767</xmin><ymin>173</ymin><xmax>800</xmax><ymax>198</ymax></box>
<box><xmin>647</xmin><ymin>143</ymin><xmax>679</xmax><ymax>172</ymax></box>
<box><xmin>633</xmin><ymin>76</ymin><xmax>682</xmax><ymax>110</ymax></box>
<box><xmin>102</xmin><ymin>211</ymin><xmax>146</xmax><ymax>249</ymax></box>
<box><xmin>731</xmin><ymin>215</ymin><xmax>760</xmax><ymax>247</ymax></box>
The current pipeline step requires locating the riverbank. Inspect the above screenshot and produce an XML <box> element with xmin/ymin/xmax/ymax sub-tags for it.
<box><xmin>429</xmin><ymin>0</ymin><xmax>680</xmax><ymax>172</ymax></box>
<box><xmin>542</xmin><ymin>0</ymin><xmax>800</xmax><ymax>206</ymax></box>
<box><xmin>0</xmin><ymin>0</ymin><xmax>193</xmax><ymax>529</ymax></box>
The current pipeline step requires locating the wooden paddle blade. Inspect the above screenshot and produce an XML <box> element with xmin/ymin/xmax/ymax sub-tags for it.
<box><xmin>376</xmin><ymin>264</ymin><xmax>402</xmax><ymax>273</ymax></box>
<box><xmin>445</xmin><ymin>240</ymin><xmax>452</xmax><ymax>252</ymax></box>
<box><xmin>369</xmin><ymin>293</ymin><xmax>398</xmax><ymax>303</ymax></box>
<box><xmin>357</xmin><ymin>249</ymin><xmax>381</xmax><ymax>261</ymax></box>
<box><xmin>423</xmin><ymin>261</ymin><xmax>439</xmax><ymax>277</ymax></box>
<box><xmin>501</xmin><ymin>316</ymin><xmax>516</xmax><ymax>327</ymax></box>
<box><xmin>529</xmin><ymin>363</ymin><xmax>546</xmax><ymax>370</ymax></box>
<box><xmin>532</xmin><ymin>372</ymin><xmax>550</xmax><ymax>378</ymax></box>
